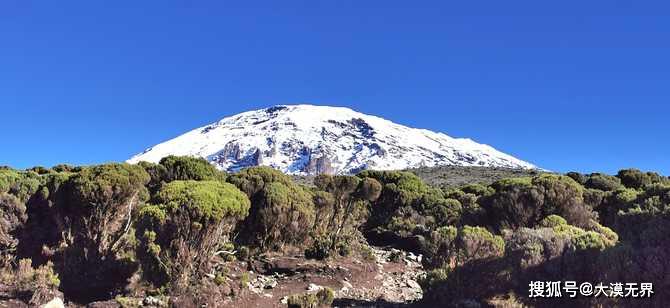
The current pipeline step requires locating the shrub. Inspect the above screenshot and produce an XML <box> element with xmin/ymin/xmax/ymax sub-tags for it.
<box><xmin>359</xmin><ymin>170</ymin><xmax>463</xmax><ymax>253</ymax></box>
<box><xmin>228</xmin><ymin>167</ymin><xmax>316</xmax><ymax>251</ymax></box>
<box><xmin>359</xmin><ymin>170</ymin><xmax>431</xmax><ymax>230</ymax></box>
<box><xmin>314</xmin><ymin>174</ymin><xmax>382</xmax><ymax>251</ymax></box>
<box><xmin>311</xmin><ymin>190</ymin><xmax>335</xmax><ymax>234</ymax></box>
<box><xmin>422</xmin><ymin>225</ymin><xmax>458</xmax><ymax>269</ymax></box>
<box><xmin>419</xmin><ymin>194</ymin><xmax>462</xmax><ymax>227</ymax></box>
<box><xmin>457</xmin><ymin>226</ymin><xmax>505</xmax><ymax>264</ymax></box>
<box><xmin>287</xmin><ymin>287</ymin><xmax>334</xmax><ymax>308</ymax></box>
<box><xmin>138</xmin><ymin>161</ymin><xmax>168</xmax><ymax>195</ymax></box>
<box><xmin>573</xmin><ymin>231</ymin><xmax>606</xmax><ymax>251</ymax></box>
<box><xmin>418</xmin><ymin>267</ymin><xmax>449</xmax><ymax>295</ymax></box>
<box><xmin>227</xmin><ymin>166</ymin><xmax>293</xmax><ymax>196</ymax></box>
<box><xmin>503</xmin><ymin>225</ymin><xmax>610</xmax><ymax>307</ymax></box>
<box><xmin>506</xmin><ymin>227</ymin><xmax>572</xmax><ymax>270</ymax></box>
<box><xmin>304</xmin><ymin>235</ymin><xmax>332</xmax><ymax>260</ymax></box>
<box><xmin>460</xmin><ymin>183</ymin><xmax>494</xmax><ymax>197</ymax></box>
<box><xmin>446</xmin><ymin>189</ymin><xmax>485</xmax><ymax>226</ymax></box>
<box><xmin>52</xmin><ymin>163</ymin><xmax>150</xmax><ymax>302</ymax></box>
<box><xmin>0</xmin><ymin>169</ymin><xmax>42</xmax><ymax>202</ymax></box>
<box><xmin>538</xmin><ymin>214</ymin><xmax>567</xmax><ymax>228</ymax></box>
<box><xmin>585</xmin><ymin>173</ymin><xmax>623</xmax><ymax>191</ymax></box>
<box><xmin>51</xmin><ymin>164</ymin><xmax>75</xmax><ymax>173</ymax></box>
<box><xmin>0</xmin><ymin>259</ymin><xmax>60</xmax><ymax>306</ymax></box>
<box><xmin>137</xmin><ymin>180</ymin><xmax>250</xmax><ymax>290</ymax></box>
<box><xmin>0</xmin><ymin>193</ymin><xmax>27</xmax><ymax>267</ymax></box>
<box><xmin>583</xmin><ymin>188</ymin><xmax>606</xmax><ymax>208</ymax></box>
<box><xmin>316</xmin><ymin>288</ymin><xmax>334</xmax><ymax>306</ymax></box>
<box><xmin>566</xmin><ymin>171</ymin><xmax>587</xmax><ymax>185</ymax></box>
<box><xmin>28</xmin><ymin>166</ymin><xmax>50</xmax><ymax>175</ymax></box>
<box><xmin>159</xmin><ymin>155</ymin><xmax>225</xmax><ymax>182</ymax></box>
<box><xmin>616</xmin><ymin>168</ymin><xmax>652</xmax><ymax>189</ymax></box>
<box><xmin>591</xmin><ymin>221</ymin><xmax>618</xmax><ymax>246</ymax></box>
<box><xmin>157</xmin><ymin>180</ymin><xmax>249</xmax><ymax>220</ymax></box>
<box><xmin>236</xmin><ymin>246</ymin><xmax>250</xmax><ymax>261</ymax></box>
<box><xmin>481</xmin><ymin>174</ymin><xmax>594</xmax><ymax>231</ymax></box>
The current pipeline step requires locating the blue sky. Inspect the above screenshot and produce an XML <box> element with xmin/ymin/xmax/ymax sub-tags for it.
<box><xmin>2</xmin><ymin>1</ymin><xmax>669</xmax><ymax>174</ymax></box>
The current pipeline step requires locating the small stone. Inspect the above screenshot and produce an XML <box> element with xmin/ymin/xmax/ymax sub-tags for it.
<box><xmin>142</xmin><ymin>296</ymin><xmax>162</xmax><ymax>306</ymax></box>
<box><xmin>406</xmin><ymin>280</ymin><xmax>421</xmax><ymax>290</ymax></box>
<box><xmin>41</xmin><ymin>298</ymin><xmax>65</xmax><ymax>308</ymax></box>
<box><xmin>307</xmin><ymin>283</ymin><xmax>323</xmax><ymax>292</ymax></box>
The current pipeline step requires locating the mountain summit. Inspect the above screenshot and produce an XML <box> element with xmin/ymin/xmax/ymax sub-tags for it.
<box><xmin>128</xmin><ymin>104</ymin><xmax>537</xmax><ymax>175</ymax></box>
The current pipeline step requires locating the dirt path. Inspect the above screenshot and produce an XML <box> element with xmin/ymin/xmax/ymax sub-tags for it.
<box><xmin>232</xmin><ymin>246</ymin><xmax>425</xmax><ymax>308</ymax></box>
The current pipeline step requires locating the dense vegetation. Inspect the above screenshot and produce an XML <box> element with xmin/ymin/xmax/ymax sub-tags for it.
<box><xmin>0</xmin><ymin>158</ymin><xmax>668</xmax><ymax>307</ymax></box>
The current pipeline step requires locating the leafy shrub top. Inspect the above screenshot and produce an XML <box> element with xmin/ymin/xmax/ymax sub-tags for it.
<box><xmin>159</xmin><ymin>155</ymin><xmax>225</xmax><ymax>182</ymax></box>
<box><xmin>66</xmin><ymin>163</ymin><xmax>150</xmax><ymax>207</ymax></box>
<box><xmin>585</xmin><ymin>173</ymin><xmax>623</xmax><ymax>191</ymax></box>
<box><xmin>156</xmin><ymin>180</ymin><xmax>250</xmax><ymax>222</ymax></box>
<box><xmin>227</xmin><ymin>166</ymin><xmax>294</xmax><ymax>196</ymax></box>
<box><xmin>0</xmin><ymin>169</ymin><xmax>42</xmax><ymax>202</ymax></box>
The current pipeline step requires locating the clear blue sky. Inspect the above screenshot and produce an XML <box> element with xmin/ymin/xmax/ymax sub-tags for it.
<box><xmin>2</xmin><ymin>1</ymin><xmax>669</xmax><ymax>175</ymax></box>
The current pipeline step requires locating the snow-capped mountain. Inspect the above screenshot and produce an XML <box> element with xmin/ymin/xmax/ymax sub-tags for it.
<box><xmin>128</xmin><ymin>105</ymin><xmax>537</xmax><ymax>175</ymax></box>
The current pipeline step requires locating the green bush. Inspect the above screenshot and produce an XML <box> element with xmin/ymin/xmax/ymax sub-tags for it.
<box><xmin>573</xmin><ymin>231</ymin><xmax>606</xmax><ymax>251</ymax></box>
<box><xmin>481</xmin><ymin>174</ymin><xmax>594</xmax><ymax>231</ymax></box>
<box><xmin>53</xmin><ymin>163</ymin><xmax>150</xmax><ymax>301</ymax></box>
<box><xmin>0</xmin><ymin>169</ymin><xmax>42</xmax><ymax>202</ymax></box>
<box><xmin>313</xmin><ymin>174</ymin><xmax>382</xmax><ymax>251</ymax></box>
<box><xmin>51</xmin><ymin>164</ymin><xmax>75</xmax><ymax>173</ymax></box>
<box><xmin>359</xmin><ymin>170</ymin><xmax>432</xmax><ymax>229</ymax></box>
<box><xmin>359</xmin><ymin>170</ymin><xmax>463</xmax><ymax>253</ymax></box>
<box><xmin>0</xmin><ymin>259</ymin><xmax>60</xmax><ymax>306</ymax></box>
<box><xmin>287</xmin><ymin>287</ymin><xmax>334</xmax><ymax>308</ymax></box>
<box><xmin>460</xmin><ymin>183</ymin><xmax>494</xmax><ymax>197</ymax></box>
<box><xmin>304</xmin><ymin>235</ymin><xmax>332</xmax><ymax>260</ymax></box>
<box><xmin>227</xmin><ymin>166</ymin><xmax>293</xmax><ymax>196</ymax></box>
<box><xmin>315</xmin><ymin>288</ymin><xmax>334</xmax><ymax>306</ymax></box>
<box><xmin>422</xmin><ymin>225</ymin><xmax>458</xmax><ymax>268</ymax></box>
<box><xmin>566</xmin><ymin>171</ymin><xmax>587</xmax><ymax>185</ymax></box>
<box><xmin>616</xmin><ymin>168</ymin><xmax>652</xmax><ymax>189</ymax></box>
<box><xmin>157</xmin><ymin>180</ymin><xmax>250</xmax><ymax>221</ymax></box>
<box><xmin>457</xmin><ymin>226</ymin><xmax>505</xmax><ymax>263</ymax></box>
<box><xmin>228</xmin><ymin>166</ymin><xmax>316</xmax><ymax>251</ymax></box>
<box><xmin>138</xmin><ymin>161</ymin><xmax>168</xmax><ymax>195</ymax></box>
<box><xmin>585</xmin><ymin>173</ymin><xmax>623</xmax><ymax>191</ymax></box>
<box><xmin>159</xmin><ymin>155</ymin><xmax>225</xmax><ymax>182</ymax></box>
<box><xmin>137</xmin><ymin>180</ymin><xmax>250</xmax><ymax>290</ymax></box>
<box><xmin>0</xmin><ymin>193</ymin><xmax>27</xmax><ymax>267</ymax></box>
<box><xmin>538</xmin><ymin>214</ymin><xmax>567</xmax><ymax>228</ymax></box>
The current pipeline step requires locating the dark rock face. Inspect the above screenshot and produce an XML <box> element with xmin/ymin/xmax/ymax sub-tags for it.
<box><xmin>252</xmin><ymin>148</ymin><xmax>263</xmax><ymax>166</ymax></box>
<box><xmin>210</xmin><ymin>141</ymin><xmax>339</xmax><ymax>175</ymax></box>
<box><xmin>349</xmin><ymin>118</ymin><xmax>375</xmax><ymax>138</ymax></box>
<box><xmin>210</xmin><ymin>145</ymin><xmax>264</xmax><ymax>172</ymax></box>
<box><xmin>222</xmin><ymin>142</ymin><xmax>243</xmax><ymax>160</ymax></box>
<box><xmin>304</xmin><ymin>155</ymin><xmax>335</xmax><ymax>175</ymax></box>
<box><xmin>265</xmin><ymin>106</ymin><xmax>288</xmax><ymax>114</ymax></box>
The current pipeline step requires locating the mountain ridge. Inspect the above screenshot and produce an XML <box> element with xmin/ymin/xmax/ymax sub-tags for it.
<box><xmin>128</xmin><ymin>104</ymin><xmax>537</xmax><ymax>175</ymax></box>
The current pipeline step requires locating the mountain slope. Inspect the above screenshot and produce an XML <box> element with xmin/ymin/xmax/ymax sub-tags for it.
<box><xmin>128</xmin><ymin>104</ymin><xmax>537</xmax><ymax>175</ymax></box>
